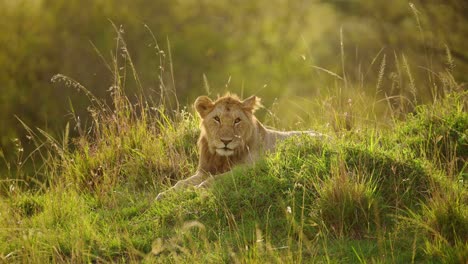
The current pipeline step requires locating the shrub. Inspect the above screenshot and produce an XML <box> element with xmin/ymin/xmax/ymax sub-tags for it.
<box><xmin>13</xmin><ymin>194</ymin><xmax>44</xmax><ymax>217</ymax></box>
<box><xmin>313</xmin><ymin>173</ymin><xmax>379</xmax><ymax>238</ymax></box>
<box><xmin>396</xmin><ymin>91</ymin><xmax>468</xmax><ymax>175</ymax></box>
<box><xmin>343</xmin><ymin>143</ymin><xmax>432</xmax><ymax>210</ymax></box>
<box><xmin>400</xmin><ymin>191</ymin><xmax>468</xmax><ymax>263</ymax></box>
<box><xmin>425</xmin><ymin>195</ymin><xmax>468</xmax><ymax>246</ymax></box>
<box><xmin>52</xmin><ymin>79</ymin><xmax>199</xmax><ymax>194</ymax></box>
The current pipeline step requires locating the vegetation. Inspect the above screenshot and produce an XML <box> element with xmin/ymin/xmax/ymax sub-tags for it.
<box><xmin>1</xmin><ymin>1</ymin><xmax>467</xmax><ymax>263</ymax></box>
<box><xmin>1</xmin><ymin>0</ymin><xmax>468</xmax><ymax>156</ymax></box>
<box><xmin>2</xmin><ymin>37</ymin><xmax>467</xmax><ymax>264</ymax></box>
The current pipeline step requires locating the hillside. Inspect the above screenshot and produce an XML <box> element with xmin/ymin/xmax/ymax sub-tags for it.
<box><xmin>1</xmin><ymin>1</ymin><xmax>468</xmax><ymax>263</ymax></box>
<box><xmin>0</xmin><ymin>84</ymin><xmax>466</xmax><ymax>262</ymax></box>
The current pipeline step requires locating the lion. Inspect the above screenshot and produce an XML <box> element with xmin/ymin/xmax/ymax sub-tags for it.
<box><xmin>156</xmin><ymin>94</ymin><xmax>322</xmax><ymax>200</ymax></box>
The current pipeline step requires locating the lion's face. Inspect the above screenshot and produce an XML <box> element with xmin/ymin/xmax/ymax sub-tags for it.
<box><xmin>195</xmin><ymin>94</ymin><xmax>261</xmax><ymax>157</ymax></box>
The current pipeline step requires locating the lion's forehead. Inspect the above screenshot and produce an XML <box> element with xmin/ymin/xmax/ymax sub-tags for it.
<box><xmin>211</xmin><ymin>104</ymin><xmax>244</xmax><ymax>119</ymax></box>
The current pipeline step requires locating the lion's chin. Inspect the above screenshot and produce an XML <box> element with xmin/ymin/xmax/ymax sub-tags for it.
<box><xmin>216</xmin><ymin>148</ymin><xmax>234</xmax><ymax>156</ymax></box>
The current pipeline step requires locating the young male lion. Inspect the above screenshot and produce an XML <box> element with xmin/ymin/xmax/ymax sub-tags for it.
<box><xmin>156</xmin><ymin>94</ymin><xmax>321</xmax><ymax>200</ymax></box>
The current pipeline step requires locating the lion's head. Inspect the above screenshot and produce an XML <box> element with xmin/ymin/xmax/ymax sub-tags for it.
<box><xmin>194</xmin><ymin>94</ymin><xmax>262</xmax><ymax>157</ymax></box>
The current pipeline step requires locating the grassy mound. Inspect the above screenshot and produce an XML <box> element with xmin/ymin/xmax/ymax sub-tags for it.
<box><xmin>1</xmin><ymin>80</ymin><xmax>466</xmax><ymax>263</ymax></box>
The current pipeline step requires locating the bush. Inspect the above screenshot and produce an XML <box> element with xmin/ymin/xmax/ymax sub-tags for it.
<box><xmin>343</xmin><ymin>143</ymin><xmax>432</xmax><ymax>210</ymax></box>
<box><xmin>313</xmin><ymin>173</ymin><xmax>379</xmax><ymax>238</ymax></box>
<box><xmin>53</xmin><ymin>82</ymin><xmax>199</xmax><ymax>194</ymax></box>
<box><xmin>396</xmin><ymin>91</ymin><xmax>468</xmax><ymax>175</ymax></box>
<box><xmin>13</xmin><ymin>194</ymin><xmax>44</xmax><ymax>217</ymax></box>
<box><xmin>399</xmin><ymin>191</ymin><xmax>468</xmax><ymax>263</ymax></box>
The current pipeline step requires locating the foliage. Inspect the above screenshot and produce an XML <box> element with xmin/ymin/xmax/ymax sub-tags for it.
<box><xmin>1</xmin><ymin>0</ymin><xmax>467</xmax><ymax>160</ymax></box>
<box><xmin>151</xmin><ymin>88</ymin><xmax>466</xmax><ymax>262</ymax></box>
<box><xmin>3</xmin><ymin>83</ymin><xmax>467</xmax><ymax>262</ymax></box>
<box><xmin>1</xmin><ymin>2</ymin><xmax>468</xmax><ymax>262</ymax></box>
<box><xmin>395</xmin><ymin>91</ymin><xmax>467</xmax><ymax>175</ymax></box>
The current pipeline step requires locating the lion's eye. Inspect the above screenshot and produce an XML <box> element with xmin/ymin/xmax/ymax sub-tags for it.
<box><xmin>234</xmin><ymin>118</ymin><xmax>241</xmax><ymax>124</ymax></box>
<box><xmin>214</xmin><ymin>116</ymin><xmax>220</xmax><ymax>122</ymax></box>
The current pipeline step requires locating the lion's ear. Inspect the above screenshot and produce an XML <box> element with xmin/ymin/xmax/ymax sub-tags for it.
<box><xmin>242</xmin><ymin>95</ymin><xmax>262</xmax><ymax>113</ymax></box>
<box><xmin>194</xmin><ymin>96</ymin><xmax>214</xmax><ymax>118</ymax></box>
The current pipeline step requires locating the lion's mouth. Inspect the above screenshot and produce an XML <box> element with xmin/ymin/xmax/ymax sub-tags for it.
<box><xmin>216</xmin><ymin>147</ymin><xmax>234</xmax><ymax>156</ymax></box>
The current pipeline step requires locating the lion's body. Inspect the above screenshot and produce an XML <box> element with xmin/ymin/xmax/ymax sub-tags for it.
<box><xmin>156</xmin><ymin>94</ymin><xmax>320</xmax><ymax>200</ymax></box>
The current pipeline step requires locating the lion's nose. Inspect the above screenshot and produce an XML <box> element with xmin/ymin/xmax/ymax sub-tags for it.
<box><xmin>221</xmin><ymin>139</ymin><xmax>233</xmax><ymax>146</ymax></box>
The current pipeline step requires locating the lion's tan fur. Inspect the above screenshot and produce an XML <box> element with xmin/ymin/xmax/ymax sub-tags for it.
<box><xmin>195</xmin><ymin>94</ymin><xmax>265</xmax><ymax>174</ymax></box>
<box><xmin>156</xmin><ymin>93</ymin><xmax>321</xmax><ymax>200</ymax></box>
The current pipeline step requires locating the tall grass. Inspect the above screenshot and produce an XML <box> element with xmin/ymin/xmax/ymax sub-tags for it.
<box><xmin>0</xmin><ymin>26</ymin><xmax>467</xmax><ymax>263</ymax></box>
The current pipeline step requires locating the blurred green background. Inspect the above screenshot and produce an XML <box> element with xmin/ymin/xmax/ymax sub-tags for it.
<box><xmin>1</xmin><ymin>0</ymin><xmax>467</xmax><ymax>162</ymax></box>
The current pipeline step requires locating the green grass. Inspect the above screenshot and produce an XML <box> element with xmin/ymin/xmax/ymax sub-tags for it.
<box><xmin>1</xmin><ymin>90</ymin><xmax>466</xmax><ymax>263</ymax></box>
<box><xmin>1</xmin><ymin>33</ymin><xmax>467</xmax><ymax>263</ymax></box>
